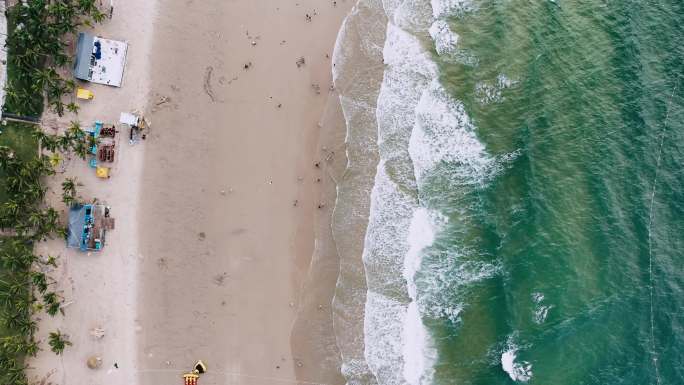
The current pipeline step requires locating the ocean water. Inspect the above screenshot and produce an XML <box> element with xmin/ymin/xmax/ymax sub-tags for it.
<box><xmin>332</xmin><ymin>0</ymin><xmax>684</xmax><ymax>384</ymax></box>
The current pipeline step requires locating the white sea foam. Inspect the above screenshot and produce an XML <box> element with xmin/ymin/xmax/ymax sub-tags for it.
<box><xmin>431</xmin><ymin>0</ymin><xmax>476</xmax><ymax>19</ymax></box>
<box><xmin>429</xmin><ymin>20</ymin><xmax>459</xmax><ymax>56</ymax></box>
<box><xmin>531</xmin><ymin>292</ymin><xmax>553</xmax><ymax>324</ymax></box>
<box><xmin>409</xmin><ymin>79</ymin><xmax>495</xmax><ymax>186</ymax></box>
<box><xmin>532</xmin><ymin>292</ymin><xmax>545</xmax><ymax>303</ymax></box>
<box><xmin>404</xmin><ymin>208</ymin><xmax>437</xmax><ymax>298</ymax></box>
<box><xmin>362</xmin><ymin>165</ymin><xmax>416</xmax><ymax>384</ymax></box>
<box><xmin>359</xmin><ymin>0</ymin><xmax>509</xmax><ymax>383</ymax></box>
<box><xmin>501</xmin><ymin>343</ymin><xmax>533</xmax><ymax>382</ymax></box>
<box><xmin>401</xmin><ymin>209</ymin><xmax>442</xmax><ymax>384</ymax></box>
<box><xmin>364</xmin><ymin>291</ymin><xmax>408</xmax><ymax>384</ymax></box>
<box><xmin>534</xmin><ymin>305</ymin><xmax>552</xmax><ymax>324</ymax></box>
<box><xmin>475</xmin><ymin>73</ymin><xmax>517</xmax><ymax>104</ymax></box>
<box><xmin>363</xmin><ymin>3</ymin><xmax>438</xmax><ymax>382</ymax></box>
<box><xmin>402</xmin><ymin>302</ymin><xmax>436</xmax><ymax>384</ymax></box>
<box><xmin>419</xmin><ymin>256</ymin><xmax>500</xmax><ymax>324</ymax></box>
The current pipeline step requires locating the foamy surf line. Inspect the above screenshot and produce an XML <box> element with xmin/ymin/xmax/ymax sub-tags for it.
<box><xmin>356</xmin><ymin>0</ymin><xmax>509</xmax><ymax>384</ymax></box>
<box><xmin>362</xmin><ymin>1</ymin><xmax>442</xmax><ymax>384</ymax></box>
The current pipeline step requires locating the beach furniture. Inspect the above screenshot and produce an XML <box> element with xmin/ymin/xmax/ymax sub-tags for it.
<box><xmin>77</xmin><ymin>88</ymin><xmax>94</xmax><ymax>100</ymax></box>
<box><xmin>96</xmin><ymin>166</ymin><xmax>110</xmax><ymax>179</ymax></box>
<box><xmin>183</xmin><ymin>372</ymin><xmax>199</xmax><ymax>385</ymax></box>
<box><xmin>98</xmin><ymin>145</ymin><xmax>115</xmax><ymax>162</ymax></box>
<box><xmin>182</xmin><ymin>361</ymin><xmax>207</xmax><ymax>385</ymax></box>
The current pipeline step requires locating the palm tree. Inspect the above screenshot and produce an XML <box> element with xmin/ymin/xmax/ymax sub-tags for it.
<box><xmin>48</xmin><ymin>330</ymin><xmax>71</xmax><ymax>355</ymax></box>
<box><xmin>43</xmin><ymin>291</ymin><xmax>61</xmax><ymax>316</ymax></box>
<box><xmin>61</xmin><ymin>177</ymin><xmax>78</xmax><ymax>206</ymax></box>
<box><xmin>0</xmin><ymin>335</ymin><xmax>39</xmax><ymax>357</ymax></box>
<box><xmin>65</xmin><ymin>102</ymin><xmax>79</xmax><ymax>114</ymax></box>
<box><xmin>30</xmin><ymin>271</ymin><xmax>48</xmax><ymax>294</ymax></box>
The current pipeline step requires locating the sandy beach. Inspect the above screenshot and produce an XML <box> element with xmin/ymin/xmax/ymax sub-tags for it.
<box><xmin>26</xmin><ymin>1</ymin><xmax>155</xmax><ymax>384</ymax></box>
<box><xmin>25</xmin><ymin>0</ymin><xmax>356</xmax><ymax>384</ymax></box>
<box><xmin>136</xmin><ymin>1</ymin><xmax>353</xmax><ymax>385</ymax></box>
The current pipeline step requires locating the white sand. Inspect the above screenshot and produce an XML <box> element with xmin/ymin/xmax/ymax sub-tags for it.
<box><xmin>27</xmin><ymin>0</ymin><xmax>156</xmax><ymax>384</ymax></box>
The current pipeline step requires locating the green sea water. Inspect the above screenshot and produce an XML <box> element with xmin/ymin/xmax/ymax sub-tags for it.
<box><xmin>420</xmin><ymin>1</ymin><xmax>684</xmax><ymax>384</ymax></box>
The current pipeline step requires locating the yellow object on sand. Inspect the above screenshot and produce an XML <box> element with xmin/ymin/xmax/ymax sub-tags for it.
<box><xmin>96</xmin><ymin>166</ymin><xmax>110</xmax><ymax>178</ymax></box>
<box><xmin>77</xmin><ymin>88</ymin><xmax>94</xmax><ymax>100</ymax></box>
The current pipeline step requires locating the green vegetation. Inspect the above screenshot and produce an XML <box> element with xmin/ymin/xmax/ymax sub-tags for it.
<box><xmin>4</xmin><ymin>0</ymin><xmax>106</xmax><ymax>116</ymax></box>
<box><xmin>0</xmin><ymin>122</ymin><xmax>39</xmax><ymax>204</ymax></box>
<box><xmin>0</xmin><ymin>1</ymin><xmax>109</xmax><ymax>381</ymax></box>
<box><xmin>47</xmin><ymin>330</ymin><xmax>71</xmax><ymax>355</ymax></box>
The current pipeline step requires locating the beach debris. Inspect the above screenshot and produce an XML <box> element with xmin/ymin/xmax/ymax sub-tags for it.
<box><xmin>223</xmin><ymin>76</ymin><xmax>239</xmax><ymax>86</ymax></box>
<box><xmin>183</xmin><ymin>361</ymin><xmax>208</xmax><ymax>385</ymax></box>
<box><xmin>89</xmin><ymin>327</ymin><xmax>105</xmax><ymax>339</ymax></box>
<box><xmin>35</xmin><ymin>369</ymin><xmax>57</xmax><ymax>385</ymax></box>
<box><xmin>243</xmin><ymin>62</ymin><xmax>253</xmax><ymax>70</ymax></box>
<box><xmin>251</xmin><ymin>40</ymin><xmax>257</xmax><ymax>46</ymax></box>
<box><xmin>157</xmin><ymin>257</ymin><xmax>168</xmax><ymax>270</ymax></box>
<box><xmin>277</xmin><ymin>103</ymin><xmax>282</xmax><ymax>108</ymax></box>
<box><xmin>318</xmin><ymin>304</ymin><xmax>324</xmax><ymax>310</ymax></box>
<box><xmin>86</xmin><ymin>356</ymin><xmax>103</xmax><ymax>370</ymax></box>
<box><xmin>231</xmin><ymin>228</ymin><xmax>246</xmax><ymax>236</ymax></box>
<box><xmin>293</xmin><ymin>200</ymin><xmax>298</xmax><ymax>207</ymax></box>
<box><xmin>156</xmin><ymin>96</ymin><xmax>170</xmax><ymax>106</ymax></box>
<box><xmin>297</xmin><ymin>360</ymin><xmax>304</xmax><ymax>367</ymax></box>
<box><xmin>311</xmin><ymin>83</ymin><xmax>321</xmax><ymax>94</ymax></box>
<box><xmin>317</xmin><ymin>202</ymin><xmax>326</xmax><ymax>209</ymax></box>
<box><xmin>198</xmin><ymin>232</ymin><xmax>206</xmax><ymax>241</ymax></box>
<box><xmin>296</xmin><ymin>56</ymin><xmax>306</xmax><ymax>68</ymax></box>
<box><xmin>213</xmin><ymin>272</ymin><xmax>228</xmax><ymax>286</ymax></box>
<box><xmin>289</xmin><ymin>302</ymin><xmax>295</xmax><ymax>307</ymax></box>
<box><xmin>203</xmin><ymin>66</ymin><xmax>216</xmax><ymax>102</ymax></box>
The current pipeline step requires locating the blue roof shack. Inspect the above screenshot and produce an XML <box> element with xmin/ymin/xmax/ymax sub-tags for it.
<box><xmin>67</xmin><ymin>204</ymin><xmax>114</xmax><ymax>252</ymax></box>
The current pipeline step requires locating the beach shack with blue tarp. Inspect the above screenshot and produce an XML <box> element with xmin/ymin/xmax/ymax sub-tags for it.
<box><xmin>67</xmin><ymin>204</ymin><xmax>114</xmax><ymax>252</ymax></box>
<box><xmin>73</xmin><ymin>32</ymin><xmax>128</xmax><ymax>87</ymax></box>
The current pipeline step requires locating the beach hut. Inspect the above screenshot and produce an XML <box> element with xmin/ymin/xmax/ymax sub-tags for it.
<box><xmin>66</xmin><ymin>204</ymin><xmax>113</xmax><ymax>252</ymax></box>
<box><xmin>73</xmin><ymin>32</ymin><xmax>128</xmax><ymax>87</ymax></box>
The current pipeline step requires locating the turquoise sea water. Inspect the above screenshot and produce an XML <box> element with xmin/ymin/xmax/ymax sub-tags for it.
<box><xmin>333</xmin><ymin>0</ymin><xmax>683</xmax><ymax>384</ymax></box>
<box><xmin>421</xmin><ymin>1</ymin><xmax>684</xmax><ymax>383</ymax></box>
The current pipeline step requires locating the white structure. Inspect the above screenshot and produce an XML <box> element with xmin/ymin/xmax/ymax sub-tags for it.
<box><xmin>73</xmin><ymin>32</ymin><xmax>128</xmax><ymax>87</ymax></box>
<box><xmin>0</xmin><ymin>2</ymin><xmax>8</xmax><ymax>109</ymax></box>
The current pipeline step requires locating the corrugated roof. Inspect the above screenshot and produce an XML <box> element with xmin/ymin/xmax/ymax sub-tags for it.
<box><xmin>73</xmin><ymin>32</ymin><xmax>95</xmax><ymax>80</ymax></box>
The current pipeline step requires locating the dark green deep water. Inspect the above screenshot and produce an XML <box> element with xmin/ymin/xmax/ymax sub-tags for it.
<box><xmin>419</xmin><ymin>1</ymin><xmax>684</xmax><ymax>383</ymax></box>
